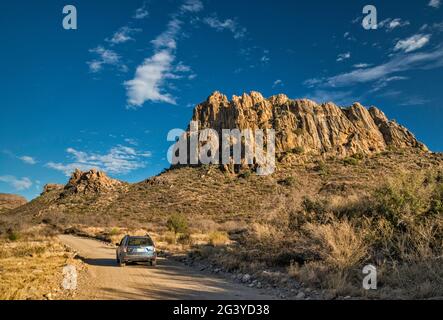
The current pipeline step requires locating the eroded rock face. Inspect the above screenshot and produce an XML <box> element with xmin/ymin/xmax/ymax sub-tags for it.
<box><xmin>42</xmin><ymin>184</ymin><xmax>64</xmax><ymax>195</ymax></box>
<box><xmin>191</xmin><ymin>91</ymin><xmax>427</xmax><ymax>159</ymax></box>
<box><xmin>61</xmin><ymin>169</ymin><xmax>127</xmax><ymax>197</ymax></box>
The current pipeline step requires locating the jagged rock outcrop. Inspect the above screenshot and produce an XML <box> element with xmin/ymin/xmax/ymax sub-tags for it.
<box><xmin>190</xmin><ymin>91</ymin><xmax>427</xmax><ymax>161</ymax></box>
<box><xmin>42</xmin><ymin>184</ymin><xmax>64</xmax><ymax>195</ymax></box>
<box><xmin>0</xmin><ymin>193</ymin><xmax>27</xmax><ymax>213</ymax></box>
<box><xmin>60</xmin><ymin>169</ymin><xmax>127</xmax><ymax>197</ymax></box>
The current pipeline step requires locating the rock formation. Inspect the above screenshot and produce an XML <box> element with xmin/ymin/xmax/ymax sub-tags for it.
<box><xmin>42</xmin><ymin>184</ymin><xmax>64</xmax><ymax>195</ymax></box>
<box><xmin>190</xmin><ymin>91</ymin><xmax>427</xmax><ymax>160</ymax></box>
<box><xmin>60</xmin><ymin>169</ymin><xmax>127</xmax><ymax>197</ymax></box>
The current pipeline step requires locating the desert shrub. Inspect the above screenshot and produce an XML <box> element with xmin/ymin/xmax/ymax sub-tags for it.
<box><xmin>191</xmin><ymin>219</ymin><xmax>219</xmax><ymax>233</ymax></box>
<box><xmin>278</xmin><ymin>176</ymin><xmax>296</xmax><ymax>187</ymax></box>
<box><xmin>290</xmin><ymin>146</ymin><xmax>304</xmax><ymax>155</ymax></box>
<box><xmin>371</xmin><ymin>174</ymin><xmax>430</xmax><ymax>227</ymax></box>
<box><xmin>238</xmin><ymin>171</ymin><xmax>251</xmax><ymax>179</ymax></box>
<box><xmin>7</xmin><ymin>231</ymin><xmax>21</xmax><ymax>241</ymax></box>
<box><xmin>302</xmin><ymin>197</ymin><xmax>327</xmax><ymax>215</ymax></box>
<box><xmin>166</xmin><ymin>214</ymin><xmax>188</xmax><ymax>235</ymax></box>
<box><xmin>301</xmin><ymin>219</ymin><xmax>368</xmax><ymax>270</ymax></box>
<box><xmin>351</xmin><ymin>153</ymin><xmax>365</xmax><ymax>160</ymax></box>
<box><xmin>343</xmin><ymin>157</ymin><xmax>359</xmax><ymax>166</ymax></box>
<box><xmin>163</xmin><ymin>231</ymin><xmax>177</xmax><ymax>245</ymax></box>
<box><xmin>314</xmin><ymin>161</ymin><xmax>329</xmax><ymax>175</ymax></box>
<box><xmin>208</xmin><ymin>231</ymin><xmax>229</xmax><ymax>246</ymax></box>
<box><xmin>177</xmin><ymin>232</ymin><xmax>193</xmax><ymax>245</ymax></box>
<box><xmin>429</xmin><ymin>183</ymin><xmax>443</xmax><ymax>215</ymax></box>
<box><xmin>287</xmin><ymin>197</ymin><xmax>330</xmax><ymax>230</ymax></box>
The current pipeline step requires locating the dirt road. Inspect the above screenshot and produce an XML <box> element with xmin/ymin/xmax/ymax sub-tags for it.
<box><xmin>58</xmin><ymin>235</ymin><xmax>276</xmax><ymax>300</ymax></box>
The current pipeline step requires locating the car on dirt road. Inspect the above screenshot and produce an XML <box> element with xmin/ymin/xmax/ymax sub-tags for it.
<box><xmin>116</xmin><ymin>235</ymin><xmax>157</xmax><ymax>267</ymax></box>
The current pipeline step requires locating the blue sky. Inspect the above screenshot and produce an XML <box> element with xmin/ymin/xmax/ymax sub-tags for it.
<box><xmin>1</xmin><ymin>0</ymin><xmax>442</xmax><ymax>199</ymax></box>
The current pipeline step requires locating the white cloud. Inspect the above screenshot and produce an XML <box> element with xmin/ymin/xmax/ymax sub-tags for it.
<box><xmin>353</xmin><ymin>63</ymin><xmax>372</xmax><ymax>68</ymax></box>
<box><xmin>125</xmin><ymin>50</ymin><xmax>177</xmax><ymax>106</ymax></box>
<box><xmin>429</xmin><ymin>0</ymin><xmax>441</xmax><ymax>8</ymax></box>
<box><xmin>272</xmin><ymin>79</ymin><xmax>284</xmax><ymax>88</ymax></box>
<box><xmin>261</xmin><ymin>54</ymin><xmax>270</xmax><ymax>63</ymax></box>
<box><xmin>46</xmin><ymin>145</ymin><xmax>151</xmax><ymax>176</ymax></box>
<box><xmin>336</xmin><ymin>52</ymin><xmax>351</xmax><ymax>62</ymax></box>
<box><xmin>304</xmin><ymin>46</ymin><xmax>443</xmax><ymax>88</ymax></box>
<box><xmin>399</xmin><ymin>96</ymin><xmax>430</xmax><ymax>106</ymax></box>
<box><xmin>0</xmin><ymin>176</ymin><xmax>32</xmax><ymax>190</ymax></box>
<box><xmin>388</xmin><ymin>18</ymin><xmax>410</xmax><ymax>30</ymax></box>
<box><xmin>125</xmin><ymin>1</ymin><xmax>201</xmax><ymax>108</ymax></box>
<box><xmin>180</xmin><ymin>0</ymin><xmax>203</xmax><ymax>13</ymax></box>
<box><xmin>106</xmin><ymin>26</ymin><xmax>141</xmax><ymax>45</ymax></box>
<box><xmin>87</xmin><ymin>46</ymin><xmax>127</xmax><ymax>73</ymax></box>
<box><xmin>343</xmin><ymin>32</ymin><xmax>356</xmax><ymax>41</ymax></box>
<box><xmin>378</xmin><ymin>18</ymin><xmax>410</xmax><ymax>31</ymax></box>
<box><xmin>124</xmin><ymin>138</ymin><xmax>138</xmax><ymax>146</ymax></box>
<box><xmin>133</xmin><ymin>2</ymin><xmax>149</xmax><ymax>19</ymax></box>
<box><xmin>305</xmin><ymin>90</ymin><xmax>355</xmax><ymax>105</ymax></box>
<box><xmin>370</xmin><ymin>76</ymin><xmax>409</xmax><ymax>92</ymax></box>
<box><xmin>203</xmin><ymin>16</ymin><xmax>247</xmax><ymax>39</ymax></box>
<box><xmin>394</xmin><ymin>34</ymin><xmax>431</xmax><ymax>53</ymax></box>
<box><xmin>19</xmin><ymin>156</ymin><xmax>36</xmax><ymax>165</ymax></box>
<box><xmin>175</xmin><ymin>62</ymin><xmax>192</xmax><ymax>72</ymax></box>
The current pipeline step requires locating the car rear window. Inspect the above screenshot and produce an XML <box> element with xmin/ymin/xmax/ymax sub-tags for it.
<box><xmin>127</xmin><ymin>237</ymin><xmax>153</xmax><ymax>246</ymax></box>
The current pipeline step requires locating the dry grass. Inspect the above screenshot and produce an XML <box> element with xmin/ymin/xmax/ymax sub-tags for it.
<box><xmin>301</xmin><ymin>219</ymin><xmax>368</xmax><ymax>270</ymax></box>
<box><xmin>0</xmin><ymin>233</ymin><xmax>79</xmax><ymax>300</ymax></box>
<box><xmin>208</xmin><ymin>231</ymin><xmax>230</xmax><ymax>246</ymax></box>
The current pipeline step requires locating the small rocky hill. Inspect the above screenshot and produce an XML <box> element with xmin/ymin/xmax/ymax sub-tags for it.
<box><xmin>0</xmin><ymin>194</ymin><xmax>27</xmax><ymax>214</ymax></box>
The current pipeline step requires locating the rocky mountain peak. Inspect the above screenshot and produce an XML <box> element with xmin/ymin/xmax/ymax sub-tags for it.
<box><xmin>192</xmin><ymin>91</ymin><xmax>428</xmax><ymax>160</ymax></box>
<box><xmin>61</xmin><ymin>169</ymin><xmax>126</xmax><ymax>197</ymax></box>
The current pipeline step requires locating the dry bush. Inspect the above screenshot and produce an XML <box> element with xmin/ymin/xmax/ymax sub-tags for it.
<box><xmin>161</xmin><ymin>231</ymin><xmax>177</xmax><ymax>245</ymax></box>
<box><xmin>208</xmin><ymin>231</ymin><xmax>229</xmax><ymax>246</ymax></box>
<box><xmin>191</xmin><ymin>219</ymin><xmax>219</xmax><ymax>233</ymax></box>
<box><xmin>251</xmin><ymin>223</ymin><xmax>279</xmax><ymax>241</ymax></box>
<box><xmin>219</xmin><ymin>220</ymin><xmax>248</xmax><ymax>232</ymax></box>
<box><xmin>301</xmin><ymin>218</ymin><xmax>368</xmax><ymax>270</ymax></box>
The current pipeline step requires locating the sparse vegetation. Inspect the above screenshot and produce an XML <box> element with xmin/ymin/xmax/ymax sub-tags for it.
<box><xmin>7</xmin><ymin>231</ymin><xmax>21</xmax><ymax>241</ymax></box>
<box><xmin>343</xmin><ymin>157</ymin><xmax>359</xmax><ymax>166</ymax></box>
<box><xmin>2</xmin><ymin>150</ymin><xmax>442</xmax><ymax>299</ymax></box>
<box><xmin>238</xmin><ymin>170</ymin><xmax>252</xmax><ymax>179</ymax></box>
<box><xmin>278</xmin><ymin>176</ymin><xmax>297</xmax><ymax>187</ymax></box>
<box><xmin>314</xmin><ymin>161</ymin><xmax>329</xmax><ymax>176</ymax></box>
<box><xmin>166</xmin><ymin>214</ymin><xmax>189</xmax><ymax>235</ymax></box>
<box><xmin>290</xmin><ymin>146</ymin><xmax>305</xmax><ymax>155</ymax></box>
<box><xmin>0</xmin><ymin>233</ymin><xmax>78</xmax><ymax>300</ymax></box>
<box><xmin>191</xmin><ymin>167</ymin><xmax>443</xmax><ymax>299</ymax></box>
<box><xmin>208</xmin><ymin>231</ymin><xmax>229</xmax><ymax>246</ymax></box>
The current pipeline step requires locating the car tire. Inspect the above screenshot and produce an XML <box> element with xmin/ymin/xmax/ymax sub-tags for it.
<box><xmin>150</xmin><ymin>260</ymin><xmax>157</xmax><ymax>267</ymax></box>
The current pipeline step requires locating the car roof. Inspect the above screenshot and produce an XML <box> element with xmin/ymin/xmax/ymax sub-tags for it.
<box><xmin>127</xmin><ymin>235</ymin><xmax>152</xmax><ymax>239</ymax></box>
